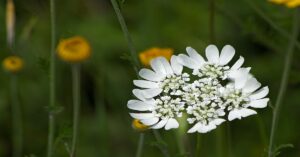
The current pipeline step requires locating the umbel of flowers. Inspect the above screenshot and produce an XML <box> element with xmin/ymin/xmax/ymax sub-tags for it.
<box><xmin>127</xmin><ymin>45</ymin><xmax>269</xmax><ymax>133</ymax></box>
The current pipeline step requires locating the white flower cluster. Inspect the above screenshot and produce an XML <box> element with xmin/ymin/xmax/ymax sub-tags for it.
<box><xmin>127</xmin><ymin>45</ymin><xmax>269</xmax><ymax>133</ymax></box>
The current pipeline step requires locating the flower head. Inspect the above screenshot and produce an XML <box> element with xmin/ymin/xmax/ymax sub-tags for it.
<box><xmin>221</xmin><ymin>70</ymin><xmax>269</xmax><ymax>121</ymax></box>
<box><xmin>269</xmin><ymin>0</ymin><xmax>300</xmax><ymax>8</ymax></box>
<box><xmin>132</xmin><ymin>119</ymin><xmax>149</xmax><ymax>132</ymax></box>
<box><xmin>128</xmin><ymin>56</ymin><xmax>188</xmax><ymax>130</ymax></box>
<box><xmin>127</xmin><ymin>45</ymin><xmax>269</xmax><ymax>134</ymax></box>
<box><xmin>57</xmin><ymin>36</ymin><xmax>91</xmax><ymax>63</ymax></box>
<box><xmin>2</xmin><ymin>55</ymin><xmax>24</xmax><ymax>73</ymax></box>
<box><xmin>139</xmin><ymin>47</ymin><xmax>173</xmax><ymax>66</ymax></box>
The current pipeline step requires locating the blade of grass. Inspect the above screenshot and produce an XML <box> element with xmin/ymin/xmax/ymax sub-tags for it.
<box><xmin>47</xmin><ymin>0</ymin><xmax>57</xmax><ymax>156</ymax></box>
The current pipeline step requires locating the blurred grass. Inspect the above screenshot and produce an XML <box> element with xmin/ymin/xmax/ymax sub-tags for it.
<box><xmin>0</xmin><ymin>0</ymin><xmax>300</xmax><ymax>156</ymax></box>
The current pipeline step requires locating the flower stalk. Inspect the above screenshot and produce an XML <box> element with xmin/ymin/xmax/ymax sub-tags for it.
<box><xmin>110</xmin><ymin>0</ymin><xmax>140</xmax><ymax>73</ymax></box>
<box><xmin>268</xmin><ymin>9</ymin><xmax>300</xmax><ymax>157</ymax></box>
<box><xmin>135</xmin><ymin>133</ymin><xmax>145</xmax><ymax>157</ymax></box>
<box><xmin>70</xmin><ymin>64</ymin><xmax>81</xmax><ymax>157</ymax></box>
<box><xmin>10</xmin><ymin>75</ymin><xmax>23</xmax><ymax>157</ymax></box>
<box><xmin>47</xmin><ymin>0</ymin><xmax>57</xmax><ymax>156</ymax></box>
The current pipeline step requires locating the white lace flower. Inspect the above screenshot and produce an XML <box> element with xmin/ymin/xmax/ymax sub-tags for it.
<box><xmin>221</xmin><ymin>72</ymin><xmax>269</xmax><ymax>121</ymax></box>
<box><xmin>183</xmin><ymin>78</ymin><xmax>226</xmax><ymax>133</ymax></box>
<box><xmin>178</xmin><ymin>45</ymin><xmax>244</xmax><ymax>80</ymax></box>
<box><xmin>133</xmin><ymin>56</ymin><xmax>190</xmax><ymax>99</ymax></box>
<box><xmin>127</xmin><ymin>44</ymin><xmax>270</xmax><ymax>133</ymax></box>
<box><xmin>128</xmin><ymin>56</ymin><xmax>190</xmax><ymax>130</ymax></box>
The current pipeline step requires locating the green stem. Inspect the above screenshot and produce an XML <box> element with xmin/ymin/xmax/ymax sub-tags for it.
<box><xmin>110</xmin><ymin>0</ymin><xmax>140</xmax><ymax>72</ymax></box>
<box><xmin>153</xmin><ymin>130</ymin><xmax>170</xmax><ymax>157</ymax></box>
<box><xmin>196</xmin><ymin>134</ymin><xmax>201</xmax><ymax>157</ymax></box>
<box><xmin>136</xmin><ymin>133</ymin><xmax>145</xmax><ymax>157</ymax></box>
<box><xmin>268</xmin><ymin>9</ymin><xmax>300</xmax><ymax>157</ymax></box>
<box><xmin>244</xmin><ymin>0</ymin><xmax>300</xmax><ymax>51</ymax></box>
<box><xmin>70</xmin><ymin>65</ymin><xmax>81</xmax><ymax>157</ymax></box>
<box><xmin>47</xmin><ymin>0</ymin><xmax>56</xmax><ymax>156</ymax></box>
<box><xmin>10</xmin><ymin>75</ymin><xmax>22</xmax><ymax>157</ymax></box>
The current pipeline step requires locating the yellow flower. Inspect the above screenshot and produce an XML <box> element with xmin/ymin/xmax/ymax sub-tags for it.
<box><xmin>2</xmin><ymin>56</ymin><xmax>24</xmax><ymax>73</ymax></box>
<box><xmin>269</xmin><ymin>0</ymin><xmax>300</xmax><ymax>8</ymax></box>
<box><xmin>57</xmin><ymin>36</ymin><xmax>91</xmax><ymax>63</ymax></box>
<box><xmin>132</xmin><ymin>119</ymin><xmax>149</xmax><ymax>132</ymax></box>
<box><xmin>139</xmin><ymin>47</ymin><xmax>173</xmax><ymax>66</ymax></box>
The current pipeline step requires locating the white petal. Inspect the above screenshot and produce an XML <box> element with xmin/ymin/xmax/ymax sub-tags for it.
<box><xmin>205</xmin><ymin>45</ymin><xmax>219</xmax><ymax>64</ymax></box>
<box><xmin>228</xmin><ymin>67</ymin><xmax>250</xmax><ymax>80</ymax></box>
<box><xmin>133</xmin><ymin>80</ymin><xmax>159</xmax><ymax>89</ymax></box>
<box><xmin>178</xmin><ymin>54</ymin><xmax>199</xmax><ymax>69</ymax></box>
<box><xmin>239</xmin><ymin>108</ymin><xmax>257</xmax><ymax>118</ymax></box>
<box><xmin>211</xmin><ymin>118</ymin><xmax>225</xmax><ymax>125</ymax></box>
<box><xmin>219</xmin><ymin>45</ymin><xmax>235</xmax><ymax>65</ymax></box>
<box><xmin>231</xmin><ymin>56</ymin><xmax>244</xmax><ymax>70</ymax></box>
<box><xmin>129</xmin><ymin>113</ymin><xmax>154</xmax><ymax>119</ymax></box>
<box><xmin>228</xmin><ymin>109</ymin><xmax>242</xmax><ymax>121</ymax></box>
<box><xmin>151</xmin><ymin>119</ymin><xmax>168</xmax><ymax>129</ymax></box>
<box><xmin>139</xmin><ymin>69</ymin><xmax>163</xmax><ymax>81</ymax></box>
<box><xmin>186</xmin><ymin>47</ymin><xmax>205</xmax><ymax>65</ymax></box>
<box><xmin>127</xmin><ymin>100</ymin><xmax>153</xmax><ymax>111</ymax></box>
<box><xmin>150</xmin><ymin>58</ymin><xmax>166</xmax><ymax>76</ymax></box>
<box><xmin>141</xmin><ymin>117</ymin><xmax>159</xmax><ymax>125</ymax></box>
<box><xmin>249</xmin><ymin>86</ymin><xmax>269</xmax><ymax>100</ymax></box>
<box><xmin>142</xmin><ymin>88</ymin><xmax>163</xmax><ymax>98</ymax></box>
<box><xmin>187</xmin><ymin>122</ymin><xmax>201</xmax><ymax>133</ymax></box>
<box><xmin>159</xmin><ymin>57</ymin><xmax>173</xmax><ymax>75</ymax></box>
<box><xmin>170</xmin><ymin>56</ymin><xmax>183</xmax><ymax>75</ymax></box>
<box><xmin>247</xmin><ymin>98</ymin><xmax>269</xmax><ymax>108</ymax></box>
<box><xmin>198</xmin><ymin>123</ymin><xmax>216</xmax><ymax>133</ymax></box>
<box><xmin>243</xmin><ymin>77</ymin><xmax>261</xmax><ymax>93</ymax></box>
<box><xmin>133</xmin><ymin>89</ymin><xmax>146</xmax><ymax>101</ymax></box>
<box><xmin>165</xmin><ymin>118</ymin><xmax>179</xmax><ymax>130</ymax></box>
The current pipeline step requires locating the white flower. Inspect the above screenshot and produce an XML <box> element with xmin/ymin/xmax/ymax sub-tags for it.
<box><xmin>127</xmin><ymin>44</ymin><xmax>270</xmax><ymax>133</ymax></box>
<box><xmin>127</xmin><ymin>92</ymin><xmax>184</xmax><ymax>130</ymax></box>
<box><xmin>178</xmin><ymin>45</ymin><xmax>244</xmax><ymax>80</ymax></box>
<box><xmin>128</xmin><ymin>56</ymin><xmax>189</xmax><ymax>130</ymax></box>
<box><xmin>221</xmin><ymin>71</ymin><xmax>269</xmax><ymax>121</ymax></box>
<box><xmin>133</xmin><ymin>56</ymin><xmax>189</xmax><ymax>99</ymax></box>
<box><xmin>183</xmin><ymin>78</ymin><xmax>226</xmax><ymax>133</ymax></box>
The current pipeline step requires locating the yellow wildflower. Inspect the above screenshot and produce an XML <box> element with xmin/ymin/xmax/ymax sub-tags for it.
<box><xmin>269</xmin><ymin>0</ymin><xmax>300</xmax><ymax>8</ymax></box>
<box><xmin>132</xmin><ymin>119</ymin><xmax>149</xmax><ymax>132</ymax></box>
<box><xmin>139</xmin><ymin>47</ymin><xmax>173</xmax><ymax>66</ymax></box>
<box><xmin>57</xmin><ymin>36</ymin><xmax>91</xmax><ymax>63</ymax></box>
<box><xmin>2</xmin><ymin>56</ymin><xmax>24</xmax><ymax>73</ymax></box>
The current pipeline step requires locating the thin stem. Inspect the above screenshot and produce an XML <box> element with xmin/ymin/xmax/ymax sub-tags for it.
<box><xmin>110</xmin><ymin>0</ymin><xmax>140</xmax><ymax>72</ymax></box>
<box><xmin>47</xmin><ymin>0</ymin><xmax>56</xmax><ymax>156</ymax></box>
<box><xmin>136</xmin><ymin>133</ymin><xmax>145</xmax><ymax>157</ymax></box>
<box><xmin>10</xmin><ymin>75</ymin><xmax>23</xmax><ymax>157</ymax></box>
<box><xmin>216</xmin><ymin>127</ymin><xmax>224</xmax><ymax>157</ymax></box>
<box><xmin>153</xmin><ymin>130</ymin><xmax>170</xmax><ymax>157</ymax></box>
<box><xmin>196</xmin><ymin>134</ymin><xmax>201</xmax><ymax>157</ymax></box>
<box><xmin>244</xmin><ymin>0</ymin><xmax>300</xmax><ymax>51</ymax></box>
<box><xmin>268</xmin><ymin>9</ymin><xmax>300</xmax><ymax>157</ymax></box>
<box><xmin>70</xmin><ymin>65</ymin><xmax>81</xmax><ymax>157</ymax></box>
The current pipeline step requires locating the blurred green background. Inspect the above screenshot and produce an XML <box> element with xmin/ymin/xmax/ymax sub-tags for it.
<box><xmin>0</xmin><ymin>0</ymin><xmax>300</xmax><ymax>156</ymax></box>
